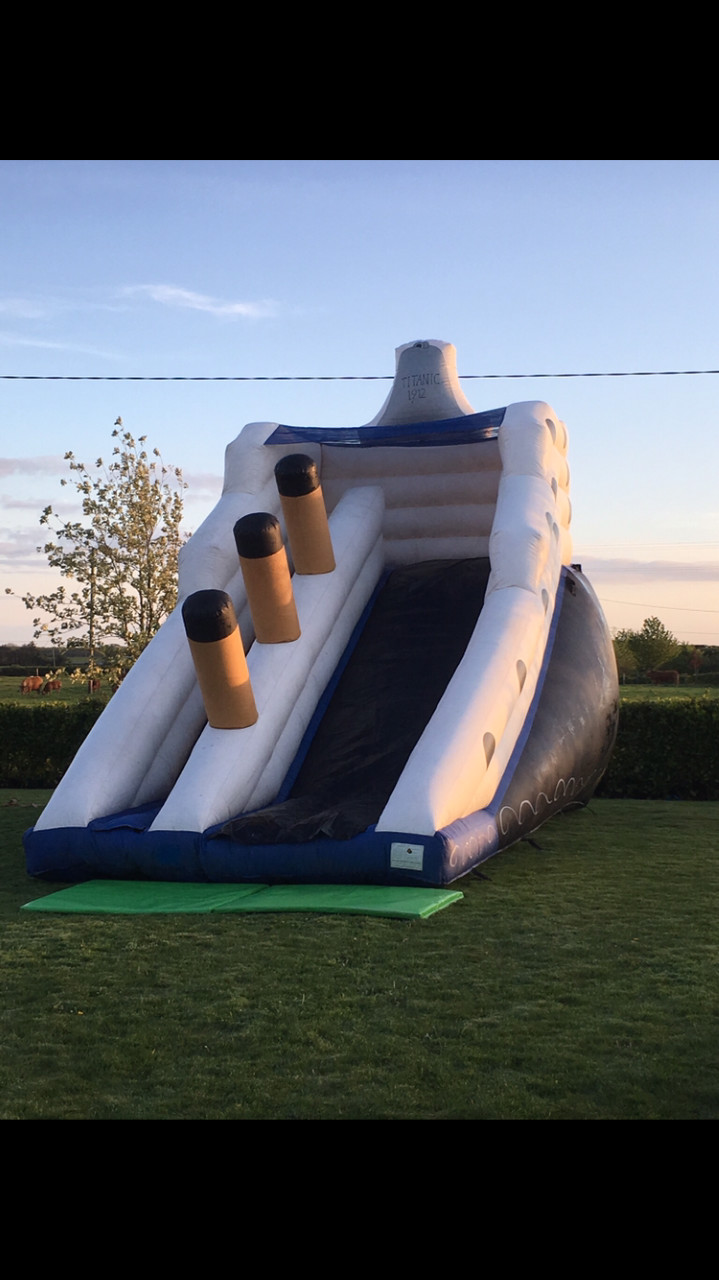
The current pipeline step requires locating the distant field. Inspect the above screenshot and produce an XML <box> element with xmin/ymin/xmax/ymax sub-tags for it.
<box><xmin>618</xmin><ymin>683</ymin><xmax>719</xmax><ymax>702</ymax></box>
<box><xmin>3</xmin><ymin>674</ymin><xmax>717</xmax><ymax>706</ymax></box>
<box><xmin>0</xmin><ymin>676</ymin><xmax>113</xmax><ymax>707</ymax></box>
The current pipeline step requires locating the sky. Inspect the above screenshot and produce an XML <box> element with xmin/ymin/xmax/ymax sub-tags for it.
<box><xmin>1</xmin><ymin>158</ymin><xmax>718</xmax><ymax>646</ymax></box>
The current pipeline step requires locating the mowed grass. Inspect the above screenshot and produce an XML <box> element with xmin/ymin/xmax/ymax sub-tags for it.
<box><xmin>1</xmin><ymin>788</ymin><xmax>717</xmax><ymax>1119</ymax></box>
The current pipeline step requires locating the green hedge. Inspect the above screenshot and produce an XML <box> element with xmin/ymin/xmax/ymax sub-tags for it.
<box><xmin>596</xmin><ymin>698</ymin><xmax>719</xmax><ymax>800</ymax></box>
<box><xmin>0</xmin><ymin>701</ymin><xmax>106</xmax><ymax>788</ymax></box>
<box><xmin>2</xmin><ymin>695</ymin><xmax>718</xmax><ymax>799</ymax></box>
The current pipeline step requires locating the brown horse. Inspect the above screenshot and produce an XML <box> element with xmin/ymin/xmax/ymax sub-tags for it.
<box><xmin>19</xmin><ymin>676</ymin><xmax>44</xmax><ymax>693</ymax></box>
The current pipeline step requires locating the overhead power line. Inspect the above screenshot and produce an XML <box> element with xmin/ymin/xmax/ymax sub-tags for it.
<box><xmin>3</xmin><ymin>368</ymin><xmax>719</xmax><ymax>382</ymax></box>
<box><xmin>582</xmin><ymin>541</ymin><xmax>718</xmax><ymax>547</ymax></box>
<box><xmin>599</xmin><ymin>598</ymin><xmax>719</xmax><ymax>614</ymax></box>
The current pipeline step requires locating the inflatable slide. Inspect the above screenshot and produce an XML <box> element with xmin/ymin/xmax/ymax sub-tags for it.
<box><xmin>24</xmin><ymin>339</ymin><xmax>619</xmax><ymax>887</ymax></box>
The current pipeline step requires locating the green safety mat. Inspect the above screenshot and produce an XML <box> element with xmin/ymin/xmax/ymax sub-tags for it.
<box><xmin>22</xmin><ymin>880</ymin><xmax>463</xmax><ymax>919</ymax></box>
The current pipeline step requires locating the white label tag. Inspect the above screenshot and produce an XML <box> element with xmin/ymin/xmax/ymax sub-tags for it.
<box><xmin>390</xmin><ymin>842</ymin><xmax>424</xmax><ymax>870</ymax></box>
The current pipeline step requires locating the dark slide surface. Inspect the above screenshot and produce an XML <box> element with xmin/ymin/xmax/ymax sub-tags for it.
<box><xmin>224</xmin><ymin>559</ymin><xmax>491</xmax><ymax>845</ymax></box>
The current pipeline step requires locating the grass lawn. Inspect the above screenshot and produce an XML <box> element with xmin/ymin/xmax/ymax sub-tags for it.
<box><xmin>1</xmin><ymin>788</ymin><xmax>717</xmax><ymax>1120</ymax></box>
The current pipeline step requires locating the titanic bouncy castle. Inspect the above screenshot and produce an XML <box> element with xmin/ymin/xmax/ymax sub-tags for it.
<box><xmin>24</xmin><ymin>339</ymin><xmax>619</xmax><ymax>887</ymax></box>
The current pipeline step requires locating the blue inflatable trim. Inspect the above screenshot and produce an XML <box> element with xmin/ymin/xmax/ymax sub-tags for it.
<box><xmin>265</xmin><ymin>408</ymin><xmax>505</xmax><ymax>449</ymax></box>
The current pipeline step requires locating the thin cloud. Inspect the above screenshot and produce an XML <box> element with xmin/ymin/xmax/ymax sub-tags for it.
<box><xmin>0</xmin><ymin>290</ymin><xmax>128</xmax><ymax>320</ymax></box>
<box><xmin>122</xmin><ymin>284</ymin><xmax>279</xmax><ymax>319</ymax></box>
<box><xmin>0</xmin><ymin>330</ymin><xmax>122</xmax><ymax>358</ymax></box>
<box><xmin>0</xmin><ymin>298</ymin><xmax>52</xmax><ymax>319</ymax></box>
<box><xmin>1</xmin><ymin>494</ymin><xmax>56</xmax><ymax>510</ymax></box>
<box><xmin>0</xmin><ymin>456</ymin><xmax>65</xmax><ymax>477</ymax></box>
<box><xmin>583</xmin><ymin>556</ymin><xmax>719</xmax><ymax>583</ymax></box>
<box><xmin>182</xmin><ymin>470</ymin><xmax>223</xmax><ymax>494</ymax></box>
<box><xmin>0</xmin><ymin>527</ymin><xmax>49</xmax><ymax>570</ymax></box>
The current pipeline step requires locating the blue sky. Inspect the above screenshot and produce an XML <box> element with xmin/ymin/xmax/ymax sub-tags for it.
<box><xmin>1</xmin><ymin>158</ymin><xmax>718</xmax><ymax>645</ymax></box>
